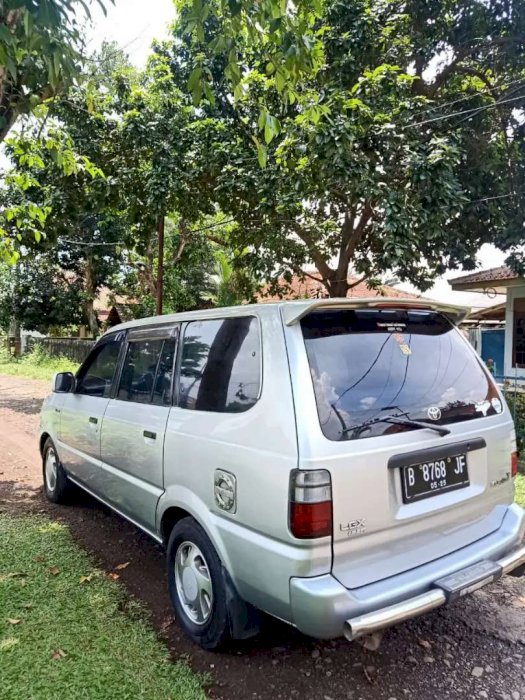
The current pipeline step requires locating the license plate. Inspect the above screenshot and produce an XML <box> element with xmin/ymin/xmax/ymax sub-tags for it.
<box><xmin>401</xmin><ymin>453</ymin><xmax>469</xmax><ymax>503</ymax></box>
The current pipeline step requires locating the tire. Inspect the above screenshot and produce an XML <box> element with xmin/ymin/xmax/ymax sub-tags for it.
<box><xmin>42</xmin><ymin>438</ymin><xmax>72</xmax><ymax>504</ymax></box>
<box><xmin>167</xmin><ymin>517</ymin><xmax>232</xmax><ymax>650</ymax></box>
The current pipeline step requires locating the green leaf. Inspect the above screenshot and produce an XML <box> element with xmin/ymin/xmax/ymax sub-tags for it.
<box><xmin>251</xmin><ymin>136</ymin><xmax>267</xmax><ymax>168</ymax></box>
<box><xmin>0</xmin><ymin>25</ymin><xmax>13</xmax><ymax>45</ymax></box>
<box><xmin>24</xmin><ymin>10</ymin><xmax>33</xmax><ymax>36</ymax></box>
<box><xmin>187</xmin><ymin>66</ymin><xmax>203</xmax><ymax>93</ymax></box>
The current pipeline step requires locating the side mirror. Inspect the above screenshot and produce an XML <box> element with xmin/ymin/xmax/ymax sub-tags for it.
<box><xmin>53</xmin><ymin>372</ymin><xmax>76</xmax><ymax>394</ymax></box>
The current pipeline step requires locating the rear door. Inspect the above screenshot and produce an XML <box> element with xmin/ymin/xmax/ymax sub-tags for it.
<box><xmin>59</xmin><ymin>333</ymin><xmax>125</xmax><ymax>490</ymax></box>
<box><xmin>289</xmin><ymin>307</ymin><xmax>515</xmax><ymax>589</ymax></box>
<box><xmin>99</xmin><ymin>326</ymin><xmax>178</xmax><ymax>532</ymax></box>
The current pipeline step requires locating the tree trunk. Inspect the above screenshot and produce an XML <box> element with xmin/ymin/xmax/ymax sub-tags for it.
<box><xmin>84</xmin><ymin>253</ymin><xmax>99</xmax><ymax>337</ymax></box>
<box><xmin>11</xmin><ymin>318</ymin><xmax>21</xmax><ymax>357</ymax></box>
<box><xmin>328</xmin><ymin>277</ymin><xmax>350</xmax><ymax>298</ymax></box>
<box><xmin>156</xmin><ymin>215</ymin><xmax>165</xmax><ymax>316</ymax></box>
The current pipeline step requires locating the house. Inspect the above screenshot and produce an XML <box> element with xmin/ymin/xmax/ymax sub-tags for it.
<box><xmin>449</xmin><ymin>265</ymin><xmax>525</xmax><ymax>381</ymax></box>
<box><xmin>259</xmin><ymin>274</ymin><xmax>424</xmax><ymax>302</ymax></box>
<box><xmin>93</xmin><ymin>288</ymin><xmax>138</xmax><ymax>329</ymax></box>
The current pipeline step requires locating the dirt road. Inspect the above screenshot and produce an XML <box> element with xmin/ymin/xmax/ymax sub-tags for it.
<box><xmin>1</xmin><ymin>373</ymin><xmax>524</xmax><ymax>700</ymax></box>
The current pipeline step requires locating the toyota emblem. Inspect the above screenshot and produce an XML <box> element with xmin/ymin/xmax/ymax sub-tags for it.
<box><xmin>427</xmin><ymin>406</ymin><xmax>442</xmax><ymax>421</ymax></box>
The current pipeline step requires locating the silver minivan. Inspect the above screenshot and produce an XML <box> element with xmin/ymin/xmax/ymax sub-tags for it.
<box><xmin>40</xmin><ymin>298</ymin><xmax>525</xmax><ymax>649</ymax></box>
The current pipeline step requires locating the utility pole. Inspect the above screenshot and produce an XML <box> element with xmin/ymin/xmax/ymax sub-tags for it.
<box><xmin>156</xmin><ymin>214</ymin><xmax>165</xmax><ymax>316</ymax></box>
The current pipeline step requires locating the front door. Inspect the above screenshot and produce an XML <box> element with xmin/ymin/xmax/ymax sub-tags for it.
<box><xmin>99</xmin><ymin>328</ymin><xmax>178</xmax><ymax>531</ymax></box>
<box><xmin>58</xmin><ymin>333</ymin><xmax>125</xmax><ymax>490</ymax></box>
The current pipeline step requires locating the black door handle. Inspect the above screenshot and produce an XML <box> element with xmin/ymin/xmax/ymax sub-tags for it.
<box><xmin>143</xmin><ymin>430</ymin><xmax>157</xmax><ymax>440</ymax></box>
<box><xmin>89</xmin><ymin>416</ymin><xmax>98</xmax><ymax>424</ymax></box>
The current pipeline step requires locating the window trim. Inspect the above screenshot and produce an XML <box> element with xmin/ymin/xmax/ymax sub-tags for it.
<box><xmin>114</xmin><ymin>325</ymin><xmax>180</xmax><ymax>406</ymax></box>
<box><xmin>75</xmin><ymin>331</ymin><xmax>127</xmax><ymax>398</ymax></box>
<box><xmin>175</xmin><ymin>314</ymin><xmax>263</xmax><ymax>413</ymax></box>
<box><xmin>128</xmin><ymin>326</ymin><xmax>178</xmax><ymax>342</ymax></box>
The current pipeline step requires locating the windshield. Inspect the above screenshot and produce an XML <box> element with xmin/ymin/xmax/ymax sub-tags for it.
<box><xmin>301</xmin><ymin>308</ymin><xmax>502</xmax><ymax>441</ymax></box>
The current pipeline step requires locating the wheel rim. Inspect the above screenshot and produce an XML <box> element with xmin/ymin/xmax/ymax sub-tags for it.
<box><xmin>45</xmin><ymin>448</ymin><xmax>58</xmax><ymax>492</ymax></box>
<box><xmin>174</xmin><ymin>541</ymin><xmax>213</xmax><ymax>626</ymax></box>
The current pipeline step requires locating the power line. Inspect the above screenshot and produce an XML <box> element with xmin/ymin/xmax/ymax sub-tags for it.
<box><xmin>58</xmin><ymin>238</ymin><xmax>124</xmax><ymax>246</ymax></box>
<box><xmin>403</xmin><ymin>93</ymin><xmax>525</xmax><ymax>130</ymax></box>
<box><xmin>467</xmin><ymin>189</ymin><xmax>525</xmax><ymax>204</ymax></box>
<box><xmin>408</xmin><ymin>77</ymin><xmax>525</xmax><ymax>120</ymax></box>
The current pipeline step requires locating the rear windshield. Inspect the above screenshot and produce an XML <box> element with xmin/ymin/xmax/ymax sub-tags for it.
<box><xmin>301</xmin><ymin>308</ymin><xmax>502</xmax><ymax>441</ymax></box>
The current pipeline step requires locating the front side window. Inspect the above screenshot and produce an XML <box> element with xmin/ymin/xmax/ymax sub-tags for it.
<box><xmin>76</xmin><ymin>336</ymin><xmax>123</xmax><ymax>398</ymax></box>
<box><xmin>178</xmin><ymin>316</ymin><xmax>261</xmax><ymax>413</ymax></box>
<box><xmin>118</xmin><ymin>338</ymin><xmax>176</xmax><ymax>405</ymax></box>
<box><xmin>302</xmin><ymin>309</ymin><xmax>500</xmax><ymax>442</ymax></box>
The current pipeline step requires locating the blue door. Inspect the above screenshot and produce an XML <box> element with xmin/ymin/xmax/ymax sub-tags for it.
<box><xmin>481</xmin><ymin>329</ymin><xmax>505</xmax><ymax>379</ymax></box>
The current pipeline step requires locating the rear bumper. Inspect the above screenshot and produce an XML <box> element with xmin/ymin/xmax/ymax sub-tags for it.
<box><xmin>290</xmin><ymin>503</ymin><xmax>525</xmax><ymax>640</ymax></box>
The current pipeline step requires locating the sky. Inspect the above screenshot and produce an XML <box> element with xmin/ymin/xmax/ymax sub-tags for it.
<box><xmin>86</xmin><ymin>0</ymin><xmax>175</xmax><ymax>66</ymax></box>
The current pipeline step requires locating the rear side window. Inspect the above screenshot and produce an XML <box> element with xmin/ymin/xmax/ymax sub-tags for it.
<box><xmin>178</xmin><ymin>316</ymin><xmax>261</xmax><ymax>413</ymax></box>
<box><xmin>118</xmin><ymin>338</ymin><xmax>176</xmax><ymax>405</ymax></box>
<box><xmin>302</xmin><ymin>309</ymin><xmax>501</xmax><ymax>442</ymax></box>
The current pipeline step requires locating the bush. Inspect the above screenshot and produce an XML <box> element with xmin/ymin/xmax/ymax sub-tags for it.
<box><xmin>0</xmin><ymin>344</ymin><xmax>79</xmax><ymax>381</ymax></box>
<box><xmin>503</xmin><ymin>386</ymin><xmax>525</xmax><ymax>467</ymax></box>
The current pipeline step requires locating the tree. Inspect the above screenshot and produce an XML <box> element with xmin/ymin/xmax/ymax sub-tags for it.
<box><xmin>2</xmin><ymin>44</ymin><xmax>245</xmax><ymax>322</ymax></box>
<box><xmin>110</xmin><ymin>50</ymin><xmax>231</xmax><ymax>313</ymax></box>
<box><xmin>0</xmin><ymin>257</ymin><xmax>84</xmax><ymax>334</ymax></box>
<box><xmin>0</xmin><ymin>0</ymin><xmax>111</xmax><ymax>143</ymax></box>
<box><xmin>1</xmin><ymin>42</ymin><xmax>128</xmax><ymax>333</ymax></box>
<box><xmin>116</xmin><ymin>215</ymin><xmax>218</xmax><ymax>316</ymax></box>
<box><xmin>203</xmin><ymin>247</ymin><xmax>259</xmax><ymax>307</ymax></box>
<box><xmin>175</xmin><ymin>0</ymin><xmax>325</xmax><ymax>107</ymax></box>
<box><xmin>170</xmin><ymin>0</ymin><xmax>525</xmax><ymax>296</ymax></box>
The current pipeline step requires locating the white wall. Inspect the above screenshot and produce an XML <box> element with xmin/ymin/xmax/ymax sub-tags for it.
<box><xmin>504</xmin><ymin>284</ymin><xmax>525</xmax><ymax>381</ymax></box>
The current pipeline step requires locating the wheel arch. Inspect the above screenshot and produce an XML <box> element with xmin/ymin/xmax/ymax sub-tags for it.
<box><xmin>39</xmin><ymin>432</ymin><xmax>51</xmax><ymax>456</ymax></box>
<box><xmin>156</xmin><ymin>488</ymin><xmax>235</xmax><ymax>576</ymax></box>
<box><xmin>159</xmin><ymin>506</ymin><xmax>193</xmax><ymax>547</ymax></box>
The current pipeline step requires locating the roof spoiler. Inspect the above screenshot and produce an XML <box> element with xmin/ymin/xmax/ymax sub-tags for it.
<box><xmin>282</xmin><ymin>297</ymin><xmax>470</xmax><ymax>326</ymax></box>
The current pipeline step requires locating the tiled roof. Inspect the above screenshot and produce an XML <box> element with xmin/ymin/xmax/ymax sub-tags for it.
<box><xmin>467</xmin><ymin>302</ymin><xmax>506</xmax><ymax>321</ymax></box>
<box><xmin>449</xmin><ymin>265</ymin><xmax>519</xmax><ymax>287</ymax></box>
<box><xmin>259</xmin><ymin>274</ymin><xmax>423</xmax><ymax>301</ymax></box>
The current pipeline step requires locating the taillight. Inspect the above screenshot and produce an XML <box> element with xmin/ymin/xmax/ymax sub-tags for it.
<box><xmin>512</xmin><ymin>452</ymin><xmax>519</xmax><ymax>478</ymax></box>
<box><xmin>289</xmin><ymin>470</ymin><xmax>332</xmax><ymax>539</ymax></box>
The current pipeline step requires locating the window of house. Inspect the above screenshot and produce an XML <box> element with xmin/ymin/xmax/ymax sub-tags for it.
<box><xmin>118</xmin><ymin>338</ymin><xmax>176</xmax><ymax>405</ymax></box>
<box><xmin>76</xmin><ymin>335</ymin><xmax>123</xmax><ymax>398</ymax></box>
<box><xmin>513</xmin><ymin>298</ymin><xmax>525</xmax><ymax>369</ymax></box>
<box><xmin>178</xmin><ymin>317</ymin><xmax>261</xmax><ymax>413</ymax></box>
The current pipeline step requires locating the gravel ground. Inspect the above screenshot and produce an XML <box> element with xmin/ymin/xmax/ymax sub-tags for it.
<box><xmin>0</xmin><ymin>373</ymin><xmax>524</xmax><ymax>700</ymax></box>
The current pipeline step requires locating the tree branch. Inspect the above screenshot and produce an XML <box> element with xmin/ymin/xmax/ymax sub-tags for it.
<box><xmin>291</xmin><ymin>222</ymin><xmax>334</xmax><ymax>282</ymax></box>
<box><xmin>173</xmin><ymin>220</ymin><xmax>189</xmax><ymax>263</ymax></box>
<box><xmin>347</xmin><ymin>274</ymin><xmax>368</xmax><ymax>289</ymax></box>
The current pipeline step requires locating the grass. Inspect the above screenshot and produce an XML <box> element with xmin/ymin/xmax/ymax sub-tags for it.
<box><xmin>516</xmin><ymin>473</ymin><xmax>525</xmax><ymax>508</ymax></box>
<box><xmin>0</xmin><ymin>345</ymin><xmax>79</xmax><ymax>382</ymax></box>
<box><xmin>0</xmin><ymin>515</ymin><xmax>207</xmax><ymax>700</ymax></box>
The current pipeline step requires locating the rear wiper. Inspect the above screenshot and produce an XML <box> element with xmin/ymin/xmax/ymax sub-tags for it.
<box><xmin>343</xmin><ymin>413</ymin><xmax>450</xmax><ymax>438</ymax></box>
